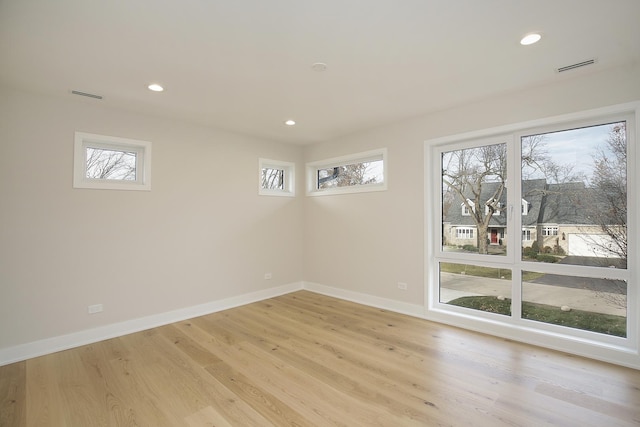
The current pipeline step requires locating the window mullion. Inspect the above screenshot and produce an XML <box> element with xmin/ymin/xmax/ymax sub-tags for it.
<box><xmin>510</xmin><ymin>132</ymin><xmax>523</xmax><ymax>320</ymax></box>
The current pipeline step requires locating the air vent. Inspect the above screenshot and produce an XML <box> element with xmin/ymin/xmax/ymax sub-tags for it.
<box><xmin>556</xmin><ymin>59</ymin><xmax>596</xmax><ymax>73</ymax></box>
<box><xmin>71</xmin><ymin>90</ymin><xmax>103</xmax><ymax>100</ymax></box>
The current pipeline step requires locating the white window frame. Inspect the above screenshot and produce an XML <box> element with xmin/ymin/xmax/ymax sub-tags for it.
<box><xmin>542</xmin><ymin>225</ymin><xmax>559</xmax><ymax>236</ymax></box>
<box><xmin>522</xmin><ymin>228</ymin><xmax>532</xmax><ymax>241</ymax></box>
<box><xmin>258</xmin><ymin>158</ymin><xmax>295</xmax><ymax>197</ymax></box>
<box><xmin>521</xmin><ymin>199</ymin><xmax>529</xmax><ymax>215</ymax></box>
<box><xmin>425</xmin><ymin>101</ymin><xmax>639</xmax><ymax>369</ymax></box>
<box><xmin>73</xmin><ymin>132</ymin><xmax>151</xmax><ymax>191</ymax></box>
<box><xmin>306</xmin><ymin>148</ymin><xmax>387</xmax><ymax>196</ymax></box>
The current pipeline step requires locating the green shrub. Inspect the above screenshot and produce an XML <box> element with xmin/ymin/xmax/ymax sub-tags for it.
<box><xmin>462</xmin><ymin>244</ymin><xmax>478</xmax><ymax>252</ymax></box>
<box><xmin>553</xmin><ymin>245</ymin><xmax>566</xmax><ymax>255</ymax></box>
<box><xmin>530</xmin><ymin>241</ymin><xmax>540</xmax><ymax>254</ymax></box>
<box><xmin>536</xmin><ymin>254</ymin><xmax>559</xmax><ymax>263</ymax></box>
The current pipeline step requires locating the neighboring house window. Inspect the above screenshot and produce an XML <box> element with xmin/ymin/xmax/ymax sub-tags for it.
<box><xmin>542</xmin><ymin>226</ymin><xmax>558</xmax><ymax>236</ymax></box>
<box><xmin>306</xmin><ymin>148</ymin><xmax>387</xmax><ymax>196</ymax></box>
<box><xmin>485</xmin><ymin>199</ymin><xmax>501</xmax><ymax>216</ymax></box>
<box><xmin>522</xmin><ymin>199</ymin><xmax>529</xmax><ymax>215</ymax></box>
<box><xmin>456</xmin><ymin>227</ymin><xmax>474</xmax><ymax>239</ymax></box>
<box><xmin>259</xmin><ymin>158</ymin><xmax>295</xmax><ymax>196</ymax></box>
<box><xmin>73</xmin><ymin>132</ymin><xmax>151</xmax><ymax>191</ymax></box>
<box><xmin>522</xmin><ymin>229</ymin><xmax>531</xmax><ymax>241</ymax></box>
<box><xmin>461</xmin><ymin>199</ymin><xmax>475</xmax><ymax>216</ymax></box>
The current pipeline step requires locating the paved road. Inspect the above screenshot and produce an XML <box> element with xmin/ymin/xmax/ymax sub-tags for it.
<box><xmin>439</xmin><ymin>272</ymin><xmax>626</xmax><ymax>316</ymax></box>
<box><xmin>528</xmin><ymin>256</ymin><xmax>626</xmax><ymax>295</ymax></box>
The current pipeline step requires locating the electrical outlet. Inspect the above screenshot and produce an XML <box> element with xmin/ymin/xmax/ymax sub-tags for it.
<box><xmin>88</xmin><ymin>304</ymin><xmax>103</xmax><ymax>314</ymax></box>
<box><xmin>397</xmin><ymin>282</ymin><xmax>408</xmax><ymax>290</ymax></box>
<box><xmin>264</xmin><ymin>273</ymin><xmax>272</xmax><ymax>280</ymax></box>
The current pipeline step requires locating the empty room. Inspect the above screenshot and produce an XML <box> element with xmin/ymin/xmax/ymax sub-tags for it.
<box><xmin>1</xmin><ymin>1</ymin><xmax>640</xmax><ymax>425</ymax></box>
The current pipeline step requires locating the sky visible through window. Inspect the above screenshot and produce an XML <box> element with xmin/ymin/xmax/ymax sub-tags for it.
<box><xmin>522</xmin><ymin>122</ymin><xmax>624</xmax><ymax>185</ymax></box>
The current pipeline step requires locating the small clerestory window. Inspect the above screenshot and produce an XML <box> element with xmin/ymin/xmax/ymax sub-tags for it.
<box><xmin>73</xmin><ymin>132</ymin><xmax>151</xmax><ymax>191</ymax></box>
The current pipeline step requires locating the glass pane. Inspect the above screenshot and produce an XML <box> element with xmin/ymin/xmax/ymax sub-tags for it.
<box><xmin>262</xmin><ymin>168</ymin><xmax>284</xmax><ymax>190</ymax></box>
<box><xmin>317</xmin><ymin>159</ymin><xmax>383</xmax><ymax>189</ymax></box>
<box><xmin>442</xmin><ymin>143</ymin><xmax>507</xmax><ymax>256</ymax></box>
<box><xmin>522</xmin><ymin>270</ymin><xmax>626</xmax><ymax>337</ymax></box>
<box><xmin>86</xmin><ymin>147</ymin><xmax>137</xmax><ymax>181</ymax></box>
<box><xmin>440</xmin><ymin>262</ymin><xmax>512</xmax><ymax>316</ymax></box>
<box><xmin>521</xmin><ymin>122</ymin><xmax>627</xmax><ymax>268</ymax></box>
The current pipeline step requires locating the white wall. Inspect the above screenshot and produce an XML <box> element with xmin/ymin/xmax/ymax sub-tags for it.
<box><xmin>303</xmin><ymin>63</ymin><xmax>640</xmax><ymax>309</ymax></box>
<box><xmin>0</xmin><ymin>86</ymin><xmax>304</xmax><ymax>352</ymax></box>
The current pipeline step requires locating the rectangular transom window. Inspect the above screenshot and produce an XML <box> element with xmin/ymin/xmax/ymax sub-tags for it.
<box><xmin>427</xmin><ymin>101</ymin><xmax>638</xmax><ymax>368</ymax></box>
<box><xmin>259</xmin><ymin>158</ymin><xmax>295</xmax><ymax>196</ymax></box>
<box><xmin>306</xmin><ymin>148</ymin><xmax>387</xmax><ymax>196</ymax></box>
<box><xmin>73</xmin><ymin>132</ymin><xmax>151</xmax><ymax>191</ymax></box>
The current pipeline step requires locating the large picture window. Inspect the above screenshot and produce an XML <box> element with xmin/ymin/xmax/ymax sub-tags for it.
<box><xmin>427</xmin><ymin>102</ymin><xmax>638</xmax><ymax>367</ymax></box>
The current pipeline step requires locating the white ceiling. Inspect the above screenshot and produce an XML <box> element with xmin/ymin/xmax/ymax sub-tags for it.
<box><xmin>1</xmin><ymin>0</ymin><xmax>639</xmax><ymax>145</ymax></box>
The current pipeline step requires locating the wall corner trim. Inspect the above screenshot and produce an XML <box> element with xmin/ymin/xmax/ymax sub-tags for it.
<box><xmin>302</xmin><ymin>282</ymin><xmax>426</xmax><ymax>318</ymax></box>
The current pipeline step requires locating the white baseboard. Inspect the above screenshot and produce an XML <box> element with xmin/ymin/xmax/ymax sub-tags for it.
<box><xmin>0</xmin><ymin>282</ymin><xmax>303</xmax><ymax>366</ymax></box>
<box><xmin>302</xmin><ymin>281</ymin><xmax>426</xmax><ymax>318</ymax></box>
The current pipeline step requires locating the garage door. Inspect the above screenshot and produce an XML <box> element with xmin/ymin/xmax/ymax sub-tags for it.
<box><xmin>567</xmin><ymin>234</ymin><xmax>619</xmax><ymax>257</ymax></box>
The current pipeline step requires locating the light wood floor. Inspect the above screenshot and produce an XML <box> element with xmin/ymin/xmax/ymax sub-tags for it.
<box><xmin>2</xmin><ymin>291</ymin><xmax>640</xmax><ymax>426</ymax></box>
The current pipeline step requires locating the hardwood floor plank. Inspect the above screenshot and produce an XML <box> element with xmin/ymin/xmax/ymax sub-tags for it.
<box><xmin>78</xmin><ymin>339</ymin><xmax>169</xmax><ymax>427</ymax></box>
<box><xmin>183</xmin><ymin>317</ymin><xmax>418</xmax><ymax>426</ymax></box>
<box><xmin>0</xmin><ymin>361</ymin><xmax>26</xmax><ymax>427</ymax></box>
<box><xmin>217</xmin><ymin>298</ymin><xmax>513</xmax><ymax>425</ymax></box>
<box><xmin>12</xmin><ymin>291</ymin><xmax>640</xmax><ymax>426</ymax></box>
<box><xmin>184</xmin><ymin>405</ymin><xmax>235</xmax><ymax>427</ymax></box>
<box><xmin>26</xmin><ymin>355</ymin><xmax>66</xmax><ymax>426</ymax></box>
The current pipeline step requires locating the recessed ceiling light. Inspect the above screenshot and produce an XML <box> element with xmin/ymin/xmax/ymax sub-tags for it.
<box><xmin>311</xmin><ymin>62</ymin><xmax>328</xmax><ymax>72</ymax></box>
<box><xmin>284</xmin><ymin>119</ymin><xmax>296</xmax><ymax>126</ymax></box>
<box><xmin>148</xmin><ymin>84</ymin><xmax>164</xmax><ymax>92</ymax></box>
<box><xmin>520</xmin><ymin>33</ymin><xmax>542</xmax><ymax>46</ymax></box>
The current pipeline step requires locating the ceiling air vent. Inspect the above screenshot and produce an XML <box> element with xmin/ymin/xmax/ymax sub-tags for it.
<box><xmin>556</xmin><ymin>59</ymin><xmax>597</xmax><ymax>73</ymax></box>
<box><xmin>71</xmin><ymin>90</ymin><xmax>103</xmax><ymax>100</ymax></box>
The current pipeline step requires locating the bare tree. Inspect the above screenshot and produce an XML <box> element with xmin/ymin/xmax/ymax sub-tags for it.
<box><xmin>442</xmin><ymin>143</ymin><xmax>506</xmax><ymax>254</ymax></box>
<box><xmin>318</xmin><ymin>161</ymin><xmax>380</xmax><ymax>189</ymax></box>
<box><xmin>262</xmin><ymin>168</ymin><xmax>284</xmax><ymax>190</ymax></box>
<box><xmin>588</xmin><ymin>122</ymin><xmax>627</xmax><ymax>265</ymax></box>
<box><xmin>86</xmin><ymin>148</ymin><xmax>136</xmax><ymax>180</ymax></box>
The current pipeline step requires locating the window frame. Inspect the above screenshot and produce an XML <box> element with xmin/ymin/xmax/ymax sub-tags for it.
<box><xmin>73</xmin><ymin>132</ymin><xmax>152</xmax><ymax>191</ymax></box>
<box><xmin>425</xmin><ymin>101</ymin><xmax>639</xmax><ymax>368</ymax></box>
<box><xmin>258</xmin><ymin>158</ymin><xmax>295</xmax><ymax>197</ymax></box>
<box><xmin>306</xmin><ymin>148</ymin><xmax>387</xmax><ymax>196</ymax></box>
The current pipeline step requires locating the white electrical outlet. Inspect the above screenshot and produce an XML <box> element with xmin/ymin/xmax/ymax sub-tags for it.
<box><xmin>264</xmin><ymin>273</ymin><xmax>272</xmax><ymax>280</ymax></box>
<box><xmin>397</xmin><ymin>282</ymin><xmax>408</xmax><ymax>290</ymax></box>
<box><xmin>88</xmin><ymin>304</ymin><xmax>103</xmax><ymax>314</ymax></box>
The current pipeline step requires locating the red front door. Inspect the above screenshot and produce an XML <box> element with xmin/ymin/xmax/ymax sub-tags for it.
<box><xmin>490</xmin><ymin>229</ymin><xmax>499</xmax><ymax>244</ymax></box>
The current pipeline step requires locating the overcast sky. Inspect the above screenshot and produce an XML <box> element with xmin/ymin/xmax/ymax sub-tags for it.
<box><xmin>523</xmin><ymin>121</ymin><xmax>623</xmax><ymax>183</ymax></box>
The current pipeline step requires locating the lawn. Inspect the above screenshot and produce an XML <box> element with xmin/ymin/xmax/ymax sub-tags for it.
<box><xmin>439</xmin><ymin>262</ymin><xmax>544</xmax><ymax>282</ymax></box>
<box><xmin>448</xmin><ymin>296</ymin><xmax>626</xmax><ymax>337</ymax></box>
